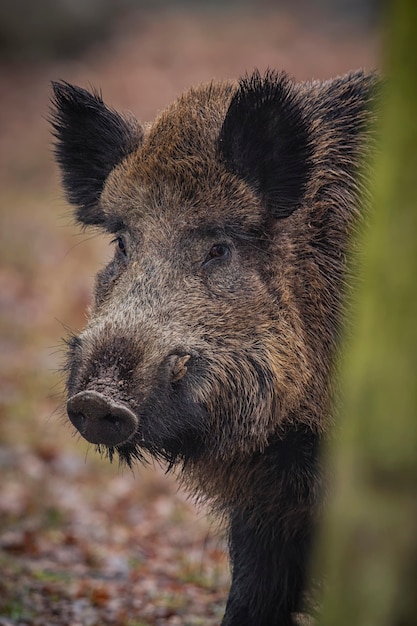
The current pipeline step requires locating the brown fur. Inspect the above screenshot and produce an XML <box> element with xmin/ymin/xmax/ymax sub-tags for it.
<box><xmin>51</xmin><ymin>70</ymin><xmax>378</xmax><ymax>625</ymax></box>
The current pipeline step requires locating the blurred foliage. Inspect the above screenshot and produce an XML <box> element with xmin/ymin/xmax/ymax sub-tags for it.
<box><xmin>0</xmin><ymin>0</ymin><xmax>135</xmax><ymax>61</ymax></box>
<box><xmin>316</xmin><ymin>0</ymin><xmax>417</xmax><ymax>624</ymax></box>
<box><xmin>0</xmin><ymin>0</ymin><xmax>379</xmax><ymax>61</ymax></box>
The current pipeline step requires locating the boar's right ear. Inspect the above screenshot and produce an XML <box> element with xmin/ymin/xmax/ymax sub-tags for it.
<box><xmin>50</xmin><ymin>82</ymin><xmax>143</xmax><ymax>226</ymax></box>
<box><xmin>218</xmin><ymin>70</ymin><xmax>312</xmax><ymax>219</ymax></box>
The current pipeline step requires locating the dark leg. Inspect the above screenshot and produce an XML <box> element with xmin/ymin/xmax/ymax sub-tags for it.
<box><xmin>221</xmin><ymin>510</ymin><xmax>311</xmax><ymax>626</ymax></box>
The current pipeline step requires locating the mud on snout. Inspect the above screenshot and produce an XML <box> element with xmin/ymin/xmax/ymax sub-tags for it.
<box><xmin>65</xmin><ymin>331</ymin><xmax>209</xmax><ymax>466</ymax></box>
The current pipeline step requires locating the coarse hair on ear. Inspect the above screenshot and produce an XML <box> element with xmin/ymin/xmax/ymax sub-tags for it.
<box><xmin>50</xmin><ymin>81</ymin><xmax>143</xmax><ymax>226</ymax></box>
<box><xmin>218</xmin><ymin>69</ymin><xmax>313</xmax><ymax>219</ymax></box>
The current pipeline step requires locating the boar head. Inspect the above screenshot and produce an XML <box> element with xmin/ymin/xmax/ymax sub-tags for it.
<box><xmin>51</xmin><ymin>71</ymin><xmax>374</xmax><ymax>482</ymax></box>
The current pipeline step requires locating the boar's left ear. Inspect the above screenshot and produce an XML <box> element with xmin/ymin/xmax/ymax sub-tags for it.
<box><xmin>50</xmin><ymin>81</ymin><xmax>143</xmax><ymax>226</ymax></box>
<box><xmin>218</xmin><ymin>70</ymin><xmax>312</xmax><ymax>218</ymax></box>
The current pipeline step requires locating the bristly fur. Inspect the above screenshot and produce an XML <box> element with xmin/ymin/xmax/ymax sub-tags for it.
<box><xmin>51</xmin><ymin>69</ymin><xmax>379</xmax><ymax>626</ymax></box>
<box><xmin>50</xmin><ymin>81</ymin><xmax>143</xmax><ymax>225</ymax></box>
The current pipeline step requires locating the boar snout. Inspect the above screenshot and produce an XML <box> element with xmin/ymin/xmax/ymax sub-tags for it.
<box><xmin>67</xmin><ymin>390</ymin><xmax>138</xmax><ymax>446</ymax></box>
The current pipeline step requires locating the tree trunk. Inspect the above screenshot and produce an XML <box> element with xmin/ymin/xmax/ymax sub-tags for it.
<box><xmin>316</xmin><ymin>1</ymin><xmax>417</xmax><ymax>625</ymax></box>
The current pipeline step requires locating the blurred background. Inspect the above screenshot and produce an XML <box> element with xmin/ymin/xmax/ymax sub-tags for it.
<box><xmin>0</xmin><ymin>1</ymin><xmax>378</xmax><ymax>624</ymax></box>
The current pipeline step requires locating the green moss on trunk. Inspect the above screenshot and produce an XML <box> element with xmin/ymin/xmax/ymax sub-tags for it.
<box><xmin>317</xmin><ymin>1</ymin><xmax>417</xmax><ymax>625</ymax></box>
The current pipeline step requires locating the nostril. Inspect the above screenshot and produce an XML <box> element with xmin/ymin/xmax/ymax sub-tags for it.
<box><xmin>103</xmin><ymin>414</ymin><xmax>120</xmax><ymax>431</ymax></box>
<box><xmin>67</xmin><ymin>390</ymin><xmax>139</xmax><ymax>446</ymax></box>
<box><xmin>68</xmin><ymin>410</ymin><xmax>86</xmax><ymax>434</ymax></box>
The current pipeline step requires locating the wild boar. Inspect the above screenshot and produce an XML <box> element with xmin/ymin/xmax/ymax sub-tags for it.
<box><xmin>51</xmin><ymin>69</ymin><xmax>377</xmax><ymax>625</ymax></box>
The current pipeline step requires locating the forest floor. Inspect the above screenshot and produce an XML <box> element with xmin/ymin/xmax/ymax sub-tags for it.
<box><xmin>0</xmin><ymin>6</ymin><xmax>376</xmax><ymax>625</ymax></box>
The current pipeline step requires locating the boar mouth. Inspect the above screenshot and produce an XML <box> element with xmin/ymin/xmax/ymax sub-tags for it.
<box><xmin>67</xmin><ymin>390</ymin><xmax>139</xmax><ymax>447</ymax></box>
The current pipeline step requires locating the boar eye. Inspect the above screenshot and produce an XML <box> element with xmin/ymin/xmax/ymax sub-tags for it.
<box><xmin>111</xmin><ymin>236</ymin><xmax>127</xmax><ymax>256</ymax></box>
<box><xmin>203</xmin><ymin>243</ymin><xmax>231</xmax><ymax>267</ymax></box>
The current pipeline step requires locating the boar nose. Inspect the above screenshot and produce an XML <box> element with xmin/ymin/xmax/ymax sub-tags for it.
<box><xmin>67</xmin><ymin>390</ymin><xmax>138</xmax><ymax>446</ymax></box>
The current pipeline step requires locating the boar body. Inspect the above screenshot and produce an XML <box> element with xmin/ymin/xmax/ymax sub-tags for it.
<box><xmin>51</xmin><ymin>70</ymin><xmax>377</xmax><ymax>625</ymax></box>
